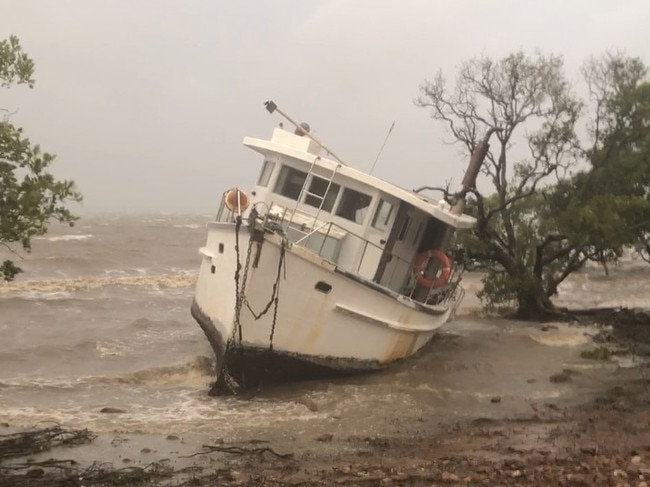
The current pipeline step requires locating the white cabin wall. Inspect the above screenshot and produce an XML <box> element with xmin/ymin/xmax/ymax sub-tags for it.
<box><xmin>238</xmin><ymin>133</ymin><xmax>432</xmax><ymax>290</ymax></box>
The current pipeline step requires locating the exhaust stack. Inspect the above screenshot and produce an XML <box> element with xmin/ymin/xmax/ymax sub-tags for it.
<box><xmin>451</xmin><ymin>128</ymin><xmax>501</xmax><ymax>215</ymax></box>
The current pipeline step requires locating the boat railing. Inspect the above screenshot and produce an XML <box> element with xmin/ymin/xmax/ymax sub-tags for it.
<box><xmin>294</xmin><ymin>221</ymin><xmax>331</xmax><ymax>246</ymax></box>
<box><xmin>258</xmin><ymin>206</ymin><xmax>463</xmax><ymax>308</ymax></box>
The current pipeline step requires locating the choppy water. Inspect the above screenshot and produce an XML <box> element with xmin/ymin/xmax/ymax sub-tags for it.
<box><xmin>1</xmin><ymin>214</ymin><xmax>648</xmax><ymax>447</ymax></box>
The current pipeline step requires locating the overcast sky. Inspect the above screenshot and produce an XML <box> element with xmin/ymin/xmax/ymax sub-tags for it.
<box><xmin>2</xmin><ymin>0</ymin><xmax>649</xmax><ymax>213</ymax></box>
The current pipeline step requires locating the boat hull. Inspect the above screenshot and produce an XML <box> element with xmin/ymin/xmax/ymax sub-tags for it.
<box><xmin>192</xmin><ymin>222</ymin><xmax>455</xmax><ymax>387</ymax></box>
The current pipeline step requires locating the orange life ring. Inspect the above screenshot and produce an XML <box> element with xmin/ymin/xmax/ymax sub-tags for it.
<box><xmin>224</xmin><ymin>188</ymin><xmax>250</xmax><ymax>213</ymax></box>
<box><xmin>412</xmin><ymin>249</ymin><xmax>452</xmax><ymax>288</ymax></box>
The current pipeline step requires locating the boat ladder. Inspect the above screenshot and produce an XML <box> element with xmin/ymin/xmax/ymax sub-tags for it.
<box><xmin>287</xmin><ymin>159</ymin><xmax>341</xmax><ymax>239</ymax></box>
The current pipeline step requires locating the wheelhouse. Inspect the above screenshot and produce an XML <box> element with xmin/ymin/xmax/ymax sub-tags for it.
<box><xmin>216</xmin><ymin>126</ymin><xmax>474</xmax><ymax>304</ymax></box>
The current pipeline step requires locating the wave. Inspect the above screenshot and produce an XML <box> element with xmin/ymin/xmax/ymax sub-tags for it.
<box><xmin>111</xmin><ymin>355</ymin><xmax>216</xmax><ymax>386</ymax></box>
<box><xmin>0</xmin><ymin>272</ymin><xmax>197</xmax><ymax>296</ymax></box>
<box><xmin>0</xmin><ymin>356</ymin><xmax>215</xmax><ymax>391</ymax></box>
<box><xmin>34</xmin><ymin>234</ymin><xmax>93</xmax><ymax>242</ymax></box>
<box><xmin>172</xmin><ymin>224</ymin><xmax>202</xmax><ymax>229</ymax></box>
<box><xmin>103</xmin><ymin>268</ymin><xmax>149</xmax><ymax>276</ymax></box>
<box><xmin>0</xmin><ymin>338</ymin><xmax>100</xmax><ymax>361</ymax></box>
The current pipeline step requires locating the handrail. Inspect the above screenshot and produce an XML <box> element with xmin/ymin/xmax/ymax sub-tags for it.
<box><xmin>257</xmin><ymin>202</ymin><xmax>465</xmax><ymax>306</ymax></box>
<box><xmin>294</xmin><ymin>221</ymin><xmax>331</xmax><ymax>244</ymax></box>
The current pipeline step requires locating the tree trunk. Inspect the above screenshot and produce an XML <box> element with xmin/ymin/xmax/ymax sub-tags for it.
<box><xmin>512</xmin><ymin>275</ymin><xmax>563</xmax><ymax>321</ymax></box>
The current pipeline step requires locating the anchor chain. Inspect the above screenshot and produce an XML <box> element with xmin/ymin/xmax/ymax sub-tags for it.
<box><xmin>268</xmin><ymin>242</ymin><xmax>285</xmax><ymax>351</ymax></box>
<box><xmin>218</xmin><ymin>218</ymin><xmax>286</xmax><ymax>394</ymax></box>
<box><xmin>216</xmin><ymin>216</ymin><xmax>246</xmax><ymax>393</ymax></box>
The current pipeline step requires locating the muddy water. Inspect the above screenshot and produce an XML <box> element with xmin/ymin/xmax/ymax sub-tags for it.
<box><xmin>1</xmin><ymin>215</ymin><xmax>648</xmax><ymax>464</ymax></box>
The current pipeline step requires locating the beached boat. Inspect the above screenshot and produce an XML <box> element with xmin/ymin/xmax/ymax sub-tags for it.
<box><xmin>191</xmin><ymin>101</ymin><xmax>493</xmax><ymax>394</ymax></box>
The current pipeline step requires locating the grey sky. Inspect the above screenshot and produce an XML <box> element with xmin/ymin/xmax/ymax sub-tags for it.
<box><xmin>2</xmin><ymin>0</ymin><xmax>649</xmax><ymax>213</ymax></box>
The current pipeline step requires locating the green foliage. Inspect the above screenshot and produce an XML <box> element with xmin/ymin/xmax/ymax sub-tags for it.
<box><xmin>419</xmin><ymin>51</ymin><xmax>650</xmax><ymax>318</ymax></box>
<box><xmin>0</xmin><ymin>35</ymin><xmax>34</xmax><ymax>88</ymax></box>
<box><xmin>1</xmin><ymin>36</ymin><xmax>82</xmax><ymax>281</ymax></box>
<box><xmin>552</xmin><ymin>76</ymin><xmax>650</xmax><ymax>259</ymax></box>
<box><xmin>0</xmin><ymin>259</ymin><xmax>22</xmax><ymax>280</ymax></box>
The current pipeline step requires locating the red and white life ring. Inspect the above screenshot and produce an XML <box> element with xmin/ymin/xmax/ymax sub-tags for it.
<box><xmin>412</xmin><ymin>249</ymin><xmax>452</xmax><ymax>288</ymax></box>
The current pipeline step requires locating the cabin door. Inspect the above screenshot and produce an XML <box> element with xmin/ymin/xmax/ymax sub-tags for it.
<box><xmin>356</xmin><ymin>197</ymin><xmax>397</xmax><ymax>281</ymax></box>
<box><xmin>380</xmin><ymin>205</ymin><xmax>428</xmax><ymax>292</ymax></box>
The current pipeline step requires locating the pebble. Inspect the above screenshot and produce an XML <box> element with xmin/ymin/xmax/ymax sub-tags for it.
<box><xmin>566</xmin><ymin>473</ymin><xmax>586</xmax><ymax>484</ymax></box>
<box><xmin>99</xmin><ymin>407</ymin><xmax>126</xmax><ymax>414</ymax></box>
<box><xmin>441</xmin><ymin>471</ymin><xmax>459</xmax><ymax>482</ymax></box>
<box><xmin>550</xmin><ymin>372</ymin><xmax>571</xmax><ymax>383</ymax></box>
<box><xmin>27</xmin><ymin>468</ymin><xmax>44</xmax><ymax>477</ymax></box>
<box><xmin>296</xmin><ymin>397</ymin><xmax>319</xmax><ymax>412</ymax></box>
<box><xmin>580</xmin><ymin>444</ymin><xmax>598</xmax><ymax>455</ymax></box>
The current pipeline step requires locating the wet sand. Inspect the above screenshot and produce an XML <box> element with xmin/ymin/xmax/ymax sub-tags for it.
<box><xmin>2</xmin><ymin>270</ymin><xmax>650</xmax><ymax>486</ymax></box>
<box><xmin>3</xmin><ymin>351</ymin><xmax>648</xmax><ymax>486</ymax></box>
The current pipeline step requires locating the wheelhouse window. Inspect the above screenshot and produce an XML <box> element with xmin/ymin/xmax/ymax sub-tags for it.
<box><xmin>335</xmin><ymin>188</ymin><xmax>372</xmax><ymax>224</ymax></box>
<box><xmin>273</xmin><ymin>165</ymin><xmax>307</xmax><ymax>200</ymax></box>
<box><xmin>257</xmin><ymin>160</ymin><xmax>275</xmax><ymax>187</ymax></box>
<box><xmin>304</xmin><ymin>176</ymin><xmax>340</xmax><ymax>212</ymax></box>
<box><xmin>372</xmin><ymin>199</ymin><xmax>395</xmax><ymax>231</ymax></box>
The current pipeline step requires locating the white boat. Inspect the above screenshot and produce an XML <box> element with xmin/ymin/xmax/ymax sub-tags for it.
<box><xmin>191</xmin><ymin>101</ymin><xmax>492</xmax><ymax>394</ymax></box>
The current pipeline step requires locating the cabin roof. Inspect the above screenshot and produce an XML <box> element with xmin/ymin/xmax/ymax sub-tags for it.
<box><xmin>243</xmin><ymin>128</ymin><xmax>476</xmax><ymax>230</ymax></box>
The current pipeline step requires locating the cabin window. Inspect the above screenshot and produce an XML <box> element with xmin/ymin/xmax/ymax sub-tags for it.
<box><xmin>372</xmin><ymin>199</ymin><xmax>394</xmax><ymax>231</ymax></box>
<box><xmin>304</xmin><ymin>176</ymin><xmax>340</xmax><ymax>212</ymax></box>
<box><xmin>257</xmin><ymin>160</ymin><xmax>275</xmax><ymax>187</ymax></box>
<box><xmin>273</xmin><ymin>165</ymin><xmax>307</xmax><ymax>200</ymax></box>
<box><xmin>335</xmin><ymin>188</ymin><xmax>372</xmax><ymax>224</ymax></box>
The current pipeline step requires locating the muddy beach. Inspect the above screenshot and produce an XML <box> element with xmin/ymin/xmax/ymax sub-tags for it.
<box><xmin>2</xmin><ymin>264</ymin><xmax>650</xmax><ymax>486</ymax></box>
<box><xmin>3</xmin><ymin>366</ymin><xmax>650</xmax><ymax>487</ymax></box>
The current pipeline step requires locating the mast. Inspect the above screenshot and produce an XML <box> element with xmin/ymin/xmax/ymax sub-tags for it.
<box><xmin>264</xmin><ymin>100</ymin><xmax>348</xmax><ymax>166</ymax></box>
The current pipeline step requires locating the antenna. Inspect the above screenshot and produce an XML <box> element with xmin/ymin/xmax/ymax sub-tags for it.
<box><xmin>369</xmin><ymin>121</ymin><xmax>395</xmax><ymax>176</ymax></box>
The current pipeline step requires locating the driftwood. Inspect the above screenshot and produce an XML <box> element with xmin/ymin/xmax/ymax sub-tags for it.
<box><xmin>185</xmin><ymin>443</ymin><xmax>294</xmax><ymax>459</ymax></box>
<box><xmin>0</xmin><ymin>426</ymin><xmax>96</xmax><ymax>459</ymax></box>
<box><xmin>568</xmin><ymin>306</ymin><xmax>650</xmax><ymax>325</ymax></box>
<box><xmin>0</xmin><ymin>460</ymin><xmax>172</xmax><ymax>487</ymax></box>
<box><xmin>0</xmin><ymin>426</ymin><xmax>293</xmax><ymax>486</ymax></box>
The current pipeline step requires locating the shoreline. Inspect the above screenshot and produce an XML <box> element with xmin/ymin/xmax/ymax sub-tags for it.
<box><xmin>2</xmin><ymin>363</ymin><xmax>649</xmax><ymax>486</ymax></box>
<box><xmin>3</xmin><ymin>267</ymin><xmax>650</xmax><ymax>486</ymax></box>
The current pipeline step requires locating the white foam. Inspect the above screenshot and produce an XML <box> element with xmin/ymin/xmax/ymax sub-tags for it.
<box><xmin>172</xmin><ymin>224</ymin><xmax>201</xmax><ymax>229</ymax></box>
<box><xmin>96</xmin><ymin>340</ymin><xmax>130</xmax><ymax>357</ymax></box>
<box><xmin>528</xmin><ymin>323</ymin><xmax>596</xmax><ymax>347</ymax></box>
<box><xmin>0</xmin><ymin>273</ymin><xmax>197</xmax><ymax>296</ymax></box>
<box><xmin>36</xmin><ymin>234</ymin><xmax>93</xmax><ymax>242</ymax></box>
<box><xmin>0</xmin><ymin>392</ymin><xmax>322</xmax><ymax>435</ymax></box>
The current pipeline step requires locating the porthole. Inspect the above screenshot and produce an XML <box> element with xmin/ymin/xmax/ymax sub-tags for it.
<box><xmin>315</xmin><ymin>281</ymin><xmax>332</xmax><ymax>294</ymax></box>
